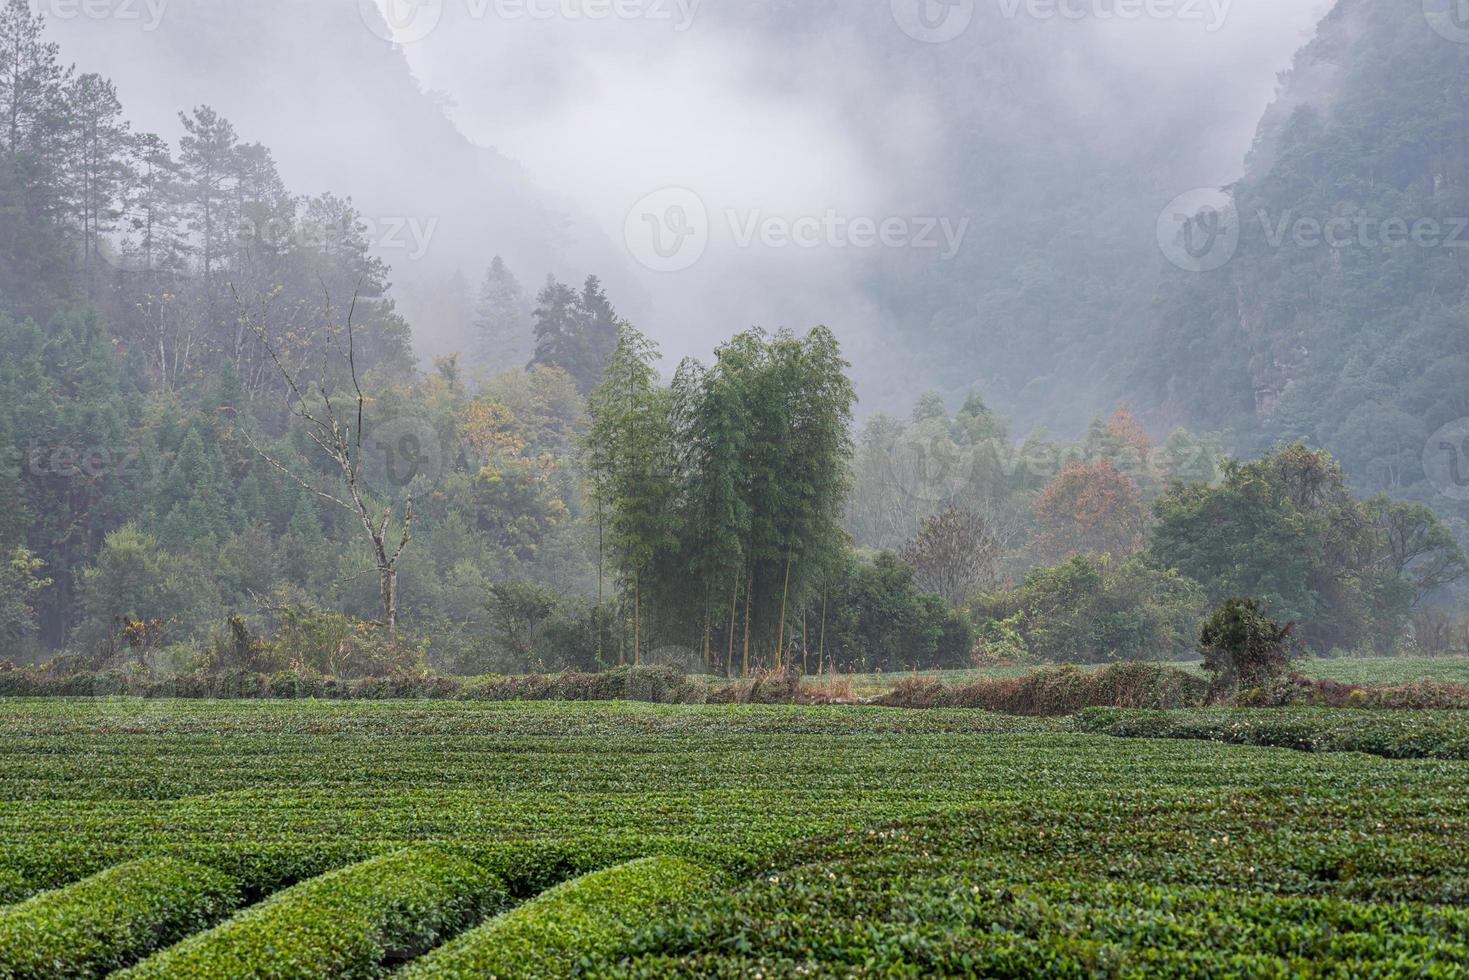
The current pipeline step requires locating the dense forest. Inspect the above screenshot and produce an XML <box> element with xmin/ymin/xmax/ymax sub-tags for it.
<box><xmin>2</xmin><ymin>0</ymin><xmax>1468</xmax><ymax>684</ymax></box>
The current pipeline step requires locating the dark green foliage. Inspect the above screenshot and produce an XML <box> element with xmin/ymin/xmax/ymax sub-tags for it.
<box><xmin>1199</xmin><ymin>598</ymin><xmax>1293</xmax><ymax>690</ymax></box>
<box><xmin>0</xmin><ymin>857</ymin><xmax>241</xmax><ymax>979</ymax></box>
<box><xmin>586</xmin><ymin>325</ymin><xmax>856</xmax><ymax>673</ymax></box>
<box><xmin>400</xmin><ymin>857</ymin><xmax>716</xmax><ymax>979</ymax></box>
<box><xmin>529</xmin><ymin>275</ymin><xmax>621</xmax><ymax>393</ymax></box>
<box><xmin>1150</xmin><ymin>444</ymin><xmax>1466</xmax><ymax>654</ymax></box>
<box><xmin>818</xmin><ymin>552</ymin><xmax>974</xmax><ymax>674</ymax></box>
<box><xmin>973</xmin><ymin>554</ymin><xmax>1206</xmax><ymax>664</ymax></box>
<box><xmin>118</xmin><ymin>849</ymin><xmax>506</xmax><ymax>980</ymax></box>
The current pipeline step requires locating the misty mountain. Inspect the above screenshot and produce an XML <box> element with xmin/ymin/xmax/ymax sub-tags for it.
<box><xmin>1141</xmin><ymin>0</ymin><xmax>1469</xmax><ymax>518</ymax></box>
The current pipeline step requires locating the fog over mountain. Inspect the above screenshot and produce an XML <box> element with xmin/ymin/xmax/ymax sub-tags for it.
<box><xmin>46</xmin><ymin>0</ymin><xmax>1329</xmax><ymax>422</ymax></box>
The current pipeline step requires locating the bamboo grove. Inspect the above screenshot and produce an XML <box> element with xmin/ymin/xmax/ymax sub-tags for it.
<box><xmin>584</xmin><ymin>325</ymin><xmax>855</xmax><ymax>674</ymax></box>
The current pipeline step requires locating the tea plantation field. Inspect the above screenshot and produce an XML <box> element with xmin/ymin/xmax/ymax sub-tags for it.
<box><xmin>0</xmin><ymin>698</ymin><xmax>1465</xmax><ymax>976</ymax></box>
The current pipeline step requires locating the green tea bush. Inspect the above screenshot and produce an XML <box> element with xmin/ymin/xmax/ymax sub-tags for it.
<box><xmin>1074</xmin><ymin>707</ymin><xmax>1469</xmax><ymax>759</ymax></box>
<box><xmin>118</xmin><ymin>848</ymin><xmax>506</xmax><ymax>980</ymax></box>
<box><xmin>399</xmin><ymin>857</ymin><xmax>715</xmax><ymax>979</ymax></box>
<box><xmin>0</xmin><ymin>857</ymin><xmax>241</xmax><ymax>978</ymax></box>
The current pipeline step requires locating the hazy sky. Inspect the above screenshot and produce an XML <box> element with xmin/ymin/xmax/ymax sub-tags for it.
<box><xmin>385</xmin><ymin>0</ymin><xmax>1331</xmax><ymax>372</ymax></box>
<box><xmin>46</xmin><ymin>0</ymin><xmax>1333</xmax><ymax>407</ymax></box>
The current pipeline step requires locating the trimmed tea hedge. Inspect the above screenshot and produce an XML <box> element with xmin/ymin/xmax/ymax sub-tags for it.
<box><xmin>1073</xmin><ymin>707</ymin><xmax>1469</xmax><ymax>759</ymax></box>
<box><xmin>0</xmin><ymin>857</ymin><xmax>240</xmax><ymax>978</ymax></box>
<box><xmin>118</xmin><ymin>848</ymin><xmax>506</xmax><ymax>979</ymax></box>
<box><xmin>399</xmin><ymin>857</ymin><xmax>715</xmax><ymax>978</ymax></box>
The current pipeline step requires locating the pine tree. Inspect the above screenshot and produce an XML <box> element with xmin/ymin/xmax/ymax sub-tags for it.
<box><xmin>0</xmin><ymin>0</ymin><xmax>73</xmax><ymax>307</ymax></box>
<box><xmin>0</xmin><ymin>0</ymin><xmax>70</xmax><ymax>158</ymax></box>
<box><xmin>576</xmin><ymin>275</ymin><xmax>620</xmax><ymax>386</ymax></box>
<box><xmin>176</xmin><ymin>105</ymin><xmax>239</xmax><ymax>295</ymax></box>
<box><xmin>473</xmin><ymin>257</ymin><xmax>532</xmax><ymax>374</ymax></box>
<box><xmin>61</xmin><ymin>72</ymin><xmax>131</xmax><ymax>289</ymax></box>
<box><xmin>124</xmin><ymin>132</ymin><xmax>185</xmax><ymax>273</ymax></box>
<box><xmin>531</xmin><ymin>274</ymin><xmax>622</xmax><ymax>393</ymax></box>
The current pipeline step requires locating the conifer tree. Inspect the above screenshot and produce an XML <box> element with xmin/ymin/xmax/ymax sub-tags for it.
<box><xmin>474</xmin><ymin>256</ymin><xmax>532</xmax><ymax>373</ymax></box>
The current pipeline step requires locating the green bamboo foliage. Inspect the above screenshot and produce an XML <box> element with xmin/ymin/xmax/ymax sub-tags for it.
<box><xmin>585</xmin><ymin>324</ymin><xmax>854</xmax><ymax>674</ymax></box>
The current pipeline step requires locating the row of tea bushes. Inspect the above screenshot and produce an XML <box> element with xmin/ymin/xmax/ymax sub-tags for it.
<box><xmin>119</xmin><ymin>849</ymin><xmax>505</xmax><ymax>979</ymax></box>
<box><xmin>399</xmin><ymin>857</ymin><xmax>715</xmax><ymax>978</ymax></box>
<box><xmin>0</xmin><ymin>857</ymin><xmax>240</xmax><ymax>979</ymax></box>
<box><xmin>1073</xmin><ymin>707</ymin><xmax>1469</xmax><ymax>759</ymax></box>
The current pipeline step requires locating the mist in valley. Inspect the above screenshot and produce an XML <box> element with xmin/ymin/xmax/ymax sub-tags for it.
<box><xmin>44</xmin><ymin>0</ymin><xmax>1329</xmax><ymax>424</ymax></box>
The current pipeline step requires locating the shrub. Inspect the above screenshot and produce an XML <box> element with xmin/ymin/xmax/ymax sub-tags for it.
<box><xmin>1200</xmin><ymin>598</ymin><xmax>1292</xmax><ymax>690</ymax></box>
<box><xmin>877</xmin><ymin>663</ymin><xmax>1208</xmax><ymax>716</ymax></box>
<box><xmin>399</xmin><ymin>857</ymin><xmax>715</xmax><ymax>979</ymax></box>
<box><xmin>118</xmin><ymin>848</ymin><xmax>506</xmax><ymax>979</ymax></box>
<box><xmin>0</xmin><ymin>857</ymin><xmax>241</xmax><ymax>978</ymax></box>
<box><xmin>820</xmin><ymin>552</ymin><xmax>975</xmax><ymax>673</ymax></box>
<box><xmin>706</xmin><ymin>669</ymin><xmax>805</xmax><ymax>705</ymax></box>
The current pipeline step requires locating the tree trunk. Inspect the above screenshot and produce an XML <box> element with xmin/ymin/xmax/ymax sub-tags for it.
<box><xmin>819</xmin><ymin>592</ymin><xmax>829</xmax><ymax>676</ymax></box>
<box><xmin>742</xmin><ymin>569</ymin><xmax>752</xmax><ymax>678</ymax></box>
<box><xmin>776</xmin><ymin>558</ymin><xmax>792</xmax><ymax>671</ymax></box>
<box><xmin>633</xmin><ymin>569</ymin><xmax>641</xmax><ymax>666</ymax></box>
<box><xmin>802</xmin><ymin>610</ymin><xmax>809</xmax><ymax>676</ymax></box>
<box><xmin>726</xmin><ymin>575</ymin><xmax>738</xmax><ymax>678</ymax></box>
<box><xmin>702</xmin><ymin>616</ymin><xmax>711</xmax><ymax>674</ymax></box>
<box><xmin>596</xmin><ymin>501</ymin><xmax>605</xmax><ymax>664</ymax></box>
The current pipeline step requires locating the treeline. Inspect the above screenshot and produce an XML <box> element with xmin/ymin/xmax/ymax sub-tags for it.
<box><xmin>3</xmin><ymin>0</ymin><xmax>1466</xmax><ymax>679</ymax></box>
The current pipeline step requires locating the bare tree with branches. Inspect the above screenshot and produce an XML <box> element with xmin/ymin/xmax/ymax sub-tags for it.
<box><xmin>231</xmin><ymin>282</ymin><xmax>412</xmax><ymax>636</ymax></box>
<box><xmin>901</xmin><ymin>507</ymin><xmax>1002</xmax><ymax>609</ymax></box>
